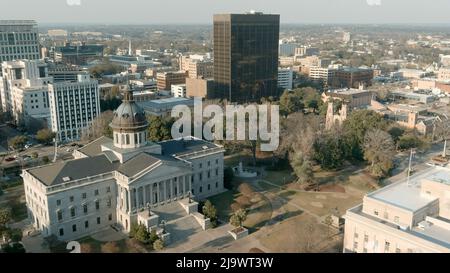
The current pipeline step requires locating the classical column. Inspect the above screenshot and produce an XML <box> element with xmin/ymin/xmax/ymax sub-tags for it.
<box><xmin>163</xmin><ymin>180</ymin><xmax>167</xmax><ymax>203</ymax></box>
<box><xmin>125</xmin><ymin>189</ymin><xmax>129</xmax><ymax>212</ymax></box>
<box><xmin>170</xmin><ymin>179</ymin><xmax>174</xmax><ymax>201</ymax></box>
<box><xmin>157</xmin><ymin>182</ymin><xmax>160</xmax><ymax>205</ymax></box>
<box><xmin>150</xmin><ymin>184</ymin><xmax>153</xmax><ymax>205</ymax></box>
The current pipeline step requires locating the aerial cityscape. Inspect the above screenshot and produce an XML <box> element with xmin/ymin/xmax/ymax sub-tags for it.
<box><xmin>1</xmin><ymin>0</ymin><xmax>450</xmax><ymax>257</ymax></box>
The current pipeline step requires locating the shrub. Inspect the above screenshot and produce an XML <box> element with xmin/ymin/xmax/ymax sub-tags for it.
<box><xmin>153</xmin><ymin>239</ymin><xmax>164</xmax><ymax>251</ymax></box>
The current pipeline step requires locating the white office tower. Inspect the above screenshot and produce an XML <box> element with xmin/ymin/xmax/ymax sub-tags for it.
<box><xmin>48</xmin><ymin>74</ymin><xmax>100</xmax><ymax>142</ymax></box>
<box><xmin>0</xmin><ymin>20</ymin><xmax>40</xmax><ymax>62</ymax></box>
<box><xmin>0</xmin><ymin>60</ymin><xmax>53</xmax><ymax>126</ymax></box>
<box><xmin>278</xmin><ymin>67</ymin><xmax>293</xmax><ymax>90</ymax></box>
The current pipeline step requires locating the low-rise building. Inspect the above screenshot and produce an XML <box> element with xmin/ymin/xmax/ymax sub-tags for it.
<box><xmin>137</xmin><ymin>97</ymin><xmax>194</xmax><ymax>117</ymax></box>
<box><xmin>171</xmin><ymin>84</ymin><xmax>186</xmax><ymax>98</ymax></box>
<box><xmin>343</xmin><ymin>166</ymin><xmax>450</xmax><ymax>253</ymax></box>
<box><xmin>156</xmin><ymin>71</ymin><xmax>187</xmax><ymax>91</ymax></box>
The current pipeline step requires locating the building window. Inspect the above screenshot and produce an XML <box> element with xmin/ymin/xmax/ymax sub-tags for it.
<box><xmin>207</xmin><ymin>171</ymin><xmax>210</xmax><ymax>178</ymax></box>
<box><xmin>216</xmin><ymin>182</ymin><xmax>218</xmax><ymax>188</ymax></box>
<box><xmin>364</xmin><ymin>234</ymin><xmax>369</xmax><ymax>242</ymax></box>
<box><xmin>106</xmin><ymin>186</ymin><xmax>111</xmax><ymax>193</ymax></box>
<box><xmin>82</xmin><ymin>193</ymin><xmax>86</xmax><ymax>199</ymax></box>
<box><xmin>199</xmin><ymin>163</ymin><xmax>202</xmax><ymax>169</ymax></box>
<box><xmin>57</xmin><ymin>210</ymin><xmax>63</xmax><ymax>221</ymax></box>
<box><xmin>70</xmin><ymin>196</ymin><xmax>74</xmax><ymax>202</ymax></box>
<box><xmin>107</xmin><ymin>198</ymin><xmax>111</xmax><ymax>208</ymax></box>
<box><xmin>59</xmin><ymin>228</ymin><xmax>64</xmax><ymax>236</ymax></box>
<box><xmin>383</xmin><ymin>212</ymin><xmax>389</xmax><ymax>219</ymax></box>
<box><xmin>374</xmin><ymin>210</ymin><xmax>379</xmax><ymax>216</ymax></box>
<box><xmin>72</xmin><ymin>224</ymin><xmax>77</xmax><ymax>232</ymax></box>
<box><xmin>384</xmin><ymin>242</ymin><xmax>390</xmax><ymax>252</ymax></box>
<box><xmin>85</xmin><ymin>221</ymin><xmax>89</xmax><ymax>228</ymax></box>
<box><xmin>199</xmin><ymin>173</ymin><xmax>202</xmax><ymax>181</ymax></box>
<box><xmin>208</xmin><ymin>184</ymin><xmax>211</xmax><ymax>191</ymax></box>
<box><xmin>94</xmin><ymin>189</ymin><xmax>99</xmax><ymax>196</ymax></box>
<box><xmin>354</xmin><ymin>233</ymin><xmax>359</xmax><ymax>239</ymax></box>
<box><xmin>353</xmin><ymin>242</ymin><xmax>358</xmax><ymax>251</ymax></box>
<box><xmin>83</xmin><ymin>204</ymin><xmax>88</xmax><ymax>214</ymax></box>
<box><xmin>216</xmin><ymin>159</ymin><xmax>219</xmax><ymax>165</ymax></box>
<box><xmin>95</xmin><ymin>200</ymin><xmax>100</xmax><ymax>210</ymax></box>
<box><xmin>199</xmin><ymin>186</ymin><xmax>203</xmax><ymax>193</ymax></box>
<box><xmin>394</xmin><ymin>216</ymin><xmax>399</xmax><ymax>223</ymax></box>
<box><xmin>108</xmin><ymin>214</ymin><xmax>112</xmax><ymax>221</ymax></box>
<box><xmin>126</xmin><ymin>134</ymin><xmax>130</xmax><ymax>145</ymax></box>
<box><xmin>56</xmin><ymin>199</ymin><xmax>61</xmax><ymax>206</ymax></box>
<box><xmin>97</xmin><ymin>217</ymin><xmax>101</xmax><ymax>225</ymax></box>
<box><xmin>395</xmin><ymin>248</ymin><xmax>401</xmax><ymax>253</ymax></box>
<box><xmin>207</xmin><ymin>161</ymin><xmax>210</xmax><ymax>167</ymax></box>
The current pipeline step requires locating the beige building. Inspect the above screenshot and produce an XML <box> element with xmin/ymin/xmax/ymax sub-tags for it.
<box><xmin>438</xmin><ymin>67</ymin><xmax>450</xmax><ymax>82</ymax></box>
<box><xmin>343</xmin><ymin>166</ymin><xmax>450</xmax><ymax>253</ymax></box>
<box><xmin>156</xmin><ymin>71</ymin><xmax>187</xmax><ymax>91</ymax></box>
<box><xmin>186</xmin><ymin>77</ymin><xmax>214</xmax><ymax>99</ymax></box>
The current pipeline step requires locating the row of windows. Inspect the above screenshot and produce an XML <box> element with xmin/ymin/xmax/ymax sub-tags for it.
<box><xmin>197</xmin><ymin>159</ymin><xmax>220</xmax><ymax>169</ymax></box>
<box><xmin>0</xmin><ymin>32</ymin><xmax>37</xmax><ymax>42</ymax></box>
<box><xmin>196</xmin><ymin>169</ymin><xmax>220</xmax><ymax>181</ymax></box>
<box><xmin>192</xmin><ymin>182</ymin><xmax>219</xmax><ymax>195</ymax></box>
<box><xmin>0</xmin><ymin>45</ymin><xmax>39</xmax><ymax>54</ymax></box>
<box><xmin>0</xmin><ymin>54</ymin><xmax>39</xmax><ymax>62</ymax></box>
<box><xmin>56</xmin><ymin>198</ymin><xmax>112</xmax><ymax>221</ymax></box>
<box><xmin>58</xmin><ymin>214</ymin><xmax>112</xmax><ymax>237</ymax></box>
<box><xmin>56</xmin><ymin>187</ymin><xmax>111</xmax><ymax>206</ymax></box>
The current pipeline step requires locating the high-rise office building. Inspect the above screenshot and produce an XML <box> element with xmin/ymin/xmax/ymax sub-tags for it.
<box><xmin>213</xmin><ymin>12</ymin><xmax>280</xmax><ymax>102</ymax></box>
<box><xmin>48</xmin><ymin>74</ymin><xmax>100</xmax><ymax>142</ymax></box>
<box><xmin>0</xmin><ymin>20</ymin><xmax>40</xmax><ymax>63</ymax></box>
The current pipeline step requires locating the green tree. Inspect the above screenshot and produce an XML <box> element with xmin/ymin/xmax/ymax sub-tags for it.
<box><xmin>388</xmin><ymin>126</ymin><xmax>405</xmax><ymax>144</ymax></box>
<box><xmin>230</xmin><ymin>209</ymin><xmax>247</xmax><ymax>228</ymax></box>
<box><xmin>363</xmin><ymin>129</ymin><xmax>395</xmax><ymax>177</ymax></box>
<box><xmin>313</xmin><ymin>133</ymin><xmax>347</xmax><ymax>170</ymax></box>
<box><xmin>202</xmin><ymin>200</ymin><xmax>218</xmax><ymax>227</ymax></box>
<box><xmin>343</xmin><ymin>110</ymin><xmax>387</xmax><ymax>160</ymax></box>
<box><xmin>289</xmin><ymin>152</ymin><xmax>313</xmax><ymax>184</ymax></box>
<box><xmin>279</xmin><ymin>90</ymin><xmax>304</xmax><ymax>117</ymax></box>
<box><xmin>134</xmin><ymin>224</ymin><xmax>150</xmax><ymax>243</ymax></box>
<box><xmin>0</xmin><ymin>207</ymin><xmax>12</xmax><ymax>227</ymax></box>
<box><xmin>36</xmin><ymin>128</ymin><xmax>55</xmax><ymax>145</ymax></box>
<box><xmin>397</xmin><ymin>135</ymin><xmax>424</xmax><ymax>151</ymax></box>
<box><xmin>149</xmin><ymin>229</ymin><xmax>159</xmax><ymax>244</ymax></box>
<box><xmin>42</xmin><ymin>156</ymin><xmax>50</xmax><ymax>164</ymax></box>
<box><xmin>8</xmin><ymin>135</ymin><xmax>27</xmax><ymax>150</ymax></box>
<box><xmin>147</xmin><ymin>115</ymin><xmax>174</xmax><ymax>142</ymax></box>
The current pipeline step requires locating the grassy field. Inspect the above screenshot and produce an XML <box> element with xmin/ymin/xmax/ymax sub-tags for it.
<box><xmin>0</xmin><ymin>182</ymin><xmax>27</xmax><ymax>222</ymax></box>
<box><xmin>259</xmin><ymin>213</ymin><xmax>342</xmax><ymax>253</ymax></box>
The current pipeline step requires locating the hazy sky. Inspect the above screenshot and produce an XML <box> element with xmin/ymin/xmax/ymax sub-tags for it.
<box><xmin>2</xmin><ymin>0</ymin><xmax>450</xmax><ymax>25</ymax></box>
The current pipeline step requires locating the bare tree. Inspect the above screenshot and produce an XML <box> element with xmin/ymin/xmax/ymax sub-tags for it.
<box><xmin>363</xmin><ymin>129</ymin><xmax>395</xmax><ymax>177</ymax></box>
<box><xmin>81</xmin><ymin>110</ymin><xmax>114</xmax><ymax>141</ymax></box>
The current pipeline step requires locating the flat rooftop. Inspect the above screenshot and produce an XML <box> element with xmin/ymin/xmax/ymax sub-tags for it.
<box><xmin>367</xmin><ymin>167</ymin><xmax>450</xmax><ymax>212</ymax></box>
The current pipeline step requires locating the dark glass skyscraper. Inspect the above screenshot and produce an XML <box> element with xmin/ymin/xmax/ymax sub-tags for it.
<box><xmin>213</xmin><ymin>12</ymin><xmax>280</xmax><ymax>102</ymax></box>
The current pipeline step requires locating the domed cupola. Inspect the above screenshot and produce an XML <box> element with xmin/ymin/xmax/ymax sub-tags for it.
<box><xmin>110</xmin><ymin>90</ymin><xmax>148</xmax><ymax>149</ymax></box>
